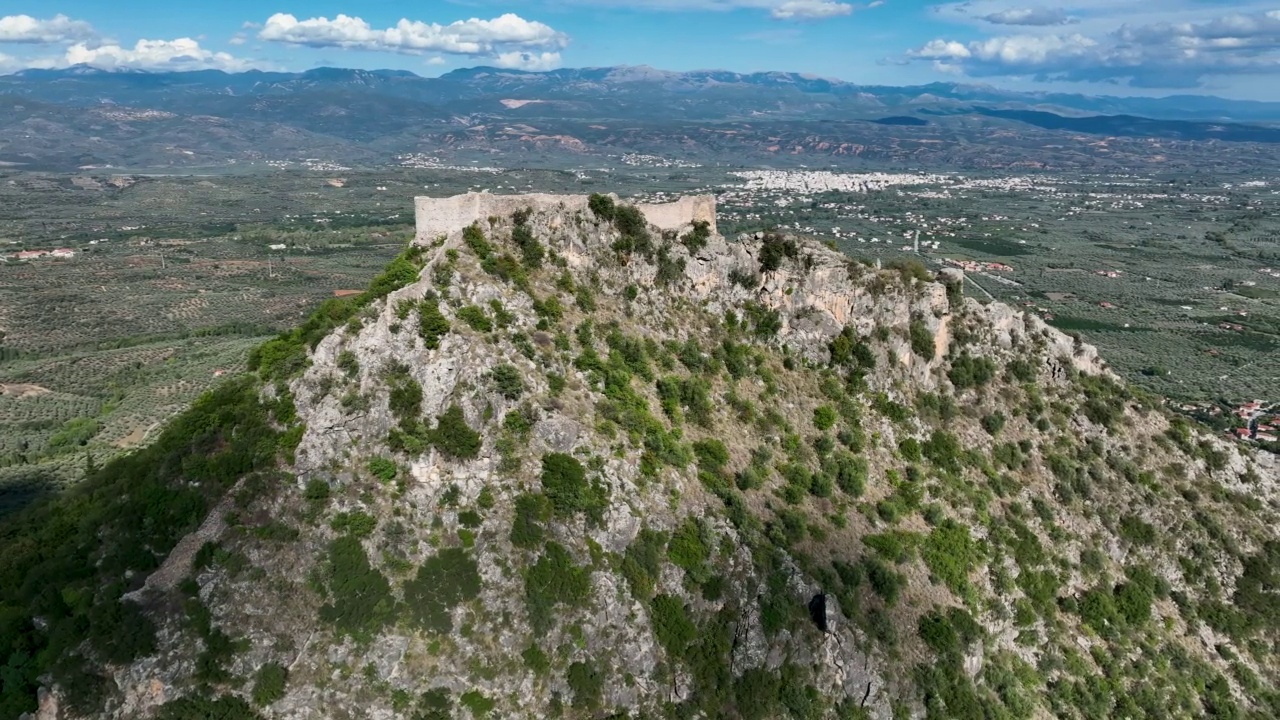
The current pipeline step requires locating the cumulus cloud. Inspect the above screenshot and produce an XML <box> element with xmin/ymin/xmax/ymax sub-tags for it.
<box><xmin>0</xmin><ymin>14</ymin><xmax>97</xmax><ymax>44</ymax></box>
<box><xmin>63</xmin><ymin>39</ymin><xmax>252</xmax><ymax>72</ymax></box>
<box><xmin>493</xmin><ymin>51</ymin><xmax>563</xmax><ymax>71</ymax></box>
<box><xmin>909</xmin><ymin>9</ymin><xmax>1280</xmax><ymax>88</ymax></box>
<box><xmin>258</xmin><ymin>12</ymin><xmax>569</xmax><ymax>65</ymax></box>
<box><xmin>770</xmin><ymin>1</ymin><xmax>854</xmax><ymax>20</ymax></box>
<box><xmin>981</xmin><ymin>8</ymin><xmax>1074</xmax><ymax>27</ymax></box>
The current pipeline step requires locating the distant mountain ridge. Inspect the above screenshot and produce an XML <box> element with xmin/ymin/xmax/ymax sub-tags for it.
<box><xmin>6</xmin><ymin>63</ymin><xmax>1280</xmax><ymax>123</ymax></box>
<box><xmin>3</xmin><ymin>63</ymin><xmax>1280</xmax><ymax>171</ymax></box>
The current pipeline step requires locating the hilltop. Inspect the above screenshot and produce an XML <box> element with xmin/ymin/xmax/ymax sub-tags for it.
<box><xmin>0</xmin><ymin>192</ymin><xmax>1277</xmax><ymax>719</ymax></box>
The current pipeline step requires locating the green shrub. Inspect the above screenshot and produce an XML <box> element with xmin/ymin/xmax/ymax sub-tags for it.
<box><xmin>864</xmin><ymin>531</ymin><xmax>918</xmax><ymax>564</ymax></box>
<box><xmin>743</xmin><ymin>301</ymin><xmax>782</xmax><ymax>338</ymax></box>
<box><xmin>510</xmin><ymin>493</ymin><xmax>552</xmax><ymax>549</ymax></box>
<box><xmin>522</xmin><ymin>643</ymin><xmax>550</xmax><ymax>674</ymax></box>
<box><xmin>459</xmin><ymin>690</ymin><xmax>495</xmax><ymax>717</ymax></box>
<box><xmin>463</xmin><ymin>223</ymin><xmax>492</xmax><ymax>258</ymax></box>
<box><xmin>330</xmin><ymin>511</ymin><xmax>376</xmax><ymax>538</ymax></box>
<box><xmin>759</xmin><ymin>233</ymin><xmax>798</xmax><ymax>273</ymax></box>
<box><xmin>651</xmin><ymin>594</ymin><xmax>697</xmax><ymax>658</ymax></box>
<box><xmin>655</xmin><ymin>245</ymin><xmax>687</xmax><ymax>287</ymax></box>
<box><xmin>533</xmin><ymin>295</ymin><xmax>564</xmax><ymax>323</ymax></box>
<box><xmin>456</xmin><ymin>305</ymin><xmax>492</xmax><ymax>332</ymax></box>
<box><xmin>1008</xmin><ymin>358</ymin><xmax>1037</xmax><ymax>382</ymax></box>
<box><xmin>681</xmin><ymin>220</ymin><xmax>711</xmax><ymax>253</ymax></box>
<box><xmin>949</xmin><ymin>354</ymin><xmax>996</xmax><ymax>390</ymax></box>
<box><xmin>489</xmin><ymin>364</ymin><xmax>525</xmax><ymax>399</ymax></box>
<box><xmin>251</xmin><ymin>663</ymin><xmax>288</xmax><ymax>706</ymax></box>
<box><xmin>588</xmin><ymin>193</ymin><xmax>616</xmax><ymax>220</ymax></box>
<box><xmin>620</xmin><ymin>528</ymin><xmax>668</xmax><ymax>600</ymax></box>
<box><xmin>864</xmin><ymin>557</ymin><xmax>905</xmax><ymax>606</ymax></box>
<box><xmin>872</xmin><ymin>393</ymin><xmax>911</xmax><ymax>423</ymax></box>
<box><xmin>692</xmin><ymin>439</ymin><xmax>730</xmax><ymax>475</ymax></box>
<box><xmin>909</xmin><ymin>320</ymin><xmax>935</xmax><ymax>359</ymax></box>
<box><xmin>813</xmin><ymin>405</ymin><xmax>837</xmax><ymax>431</ymax></box>
<box><xmin>668</xmin><ymin>518</ymin><xmax>710</xmax><ymax>574</ymax></box>
<box><xmin>1119</xmin><ymin>514</ymin><xmax>1156</xmax><ymax>546</ymax></box>
<box><xmin>304</xmin><ymin>478</ymin><xmax>331</xmax><ymax>503</ymax></box>
<box><xmin>922</xmin><ymin>430</ymin><xmax>963</xmax><ymax>473</ymax></box>
<box><xmin>418</xmin><ymin>300</ymin><xmax>451</xmax><ymax>349</ymax></box>
<box><xmin>567</xmin><ymin>662</ymin><xmax>604</xmax><ymax>710</ymax></box>
<box><xmin>367</xmin><ymin>457</ymin><xmax>398</xmax><ymax>483</ymax></box>
<box><xmin>403</xmin><ymin>548</ymin><xmax>482</xmax><ymax>634</ymax></box>
<box><xmin>981</xmin><ymin>413</ymin><xmax>1006</xmax><ymax>436</ymax></box>
<box><xmin>540</xmin><ymin>453</ymin><xmax>604</xmax><ymax>518</ymax></box>
<box><xmin>829</xmin><ymin>452</ymin><xmax>868</xmax><ymax>497</ymax></box>
<box><xmin>922</xmin><ymin>520</ymin><xmax>978</xmax><ymax>595</ymax></box>
<box><xmin>432</xmin><ymin>405</ymin><xmax>481</xmax><ymax>460</ymax></box>
<box><xmin>481</xmin><ymin>253</ymin><xmax>530</xmax><ymax>291</ymax></box>
<box><xmin>525</xmin><ymin>542</ymin><xmax>592</xmax><ymax>632</ymax></box>
<box><xmin>899</xmin><ymin>438</ymin><xmax>922</xmax><ymax>463</ymax></box>
<box><xmin>319</xmin><ymin>536</ymin><xmax>395</xmax><ymax>640</ymax></box>
<box><xmin>512</xmin><ymin>223</ymin><xmax>545</xmax><ymax>270</ymax></box>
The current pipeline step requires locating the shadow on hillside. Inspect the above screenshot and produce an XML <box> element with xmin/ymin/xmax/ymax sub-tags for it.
<box><xmin>0</xmin><ymin>469</ymin><xmax>57</xmax><ymax>522</ymax></box>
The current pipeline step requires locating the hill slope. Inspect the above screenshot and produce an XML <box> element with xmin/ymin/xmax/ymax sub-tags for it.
<box><xmin>1</xmin><ymin>195</ymin><xmax>1277</xmax><ymax>719</ymax></box>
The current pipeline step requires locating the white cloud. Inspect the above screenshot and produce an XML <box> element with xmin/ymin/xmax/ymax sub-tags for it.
<box><xmin>541</xmin><ymin>0</ymin><xmax>861</xmax><ymax>21</ymax></box>
<box><xmin>910</xmin><ymin>9</ymin><xmax>1280</xmax><ymax>88</ymax></box>
<box><xmin>911</xmin><ymin>39</ymin><xmax>972</xmax><ymax>59</ymax></box>
<box><xmin>770</xmin><ymin>1</ymin><xmax>854</xmax><ymax>20</ymax></box>
<box><xmin>63</xmin><ymin>38</ymin><xmax>252</xmax><ymax>72</ymax></box>
<box><xmin>493</xmin><ymin>51</ymin><xmax>563</xmax><ymax>71</ymax></box>
<box><xmin>982</xmin><ymin>8</ymin><xmax>1074</xmax><ymax>26</ymax></box>
<box><xmin>258</xmin><ymin>12</ymin><xmax>569</xmax><ymax>63</ymax></box>
<box><xmin>0</xmin><ymin>14</ymin><xmax>97</xmax><ymax>44</ymax></box>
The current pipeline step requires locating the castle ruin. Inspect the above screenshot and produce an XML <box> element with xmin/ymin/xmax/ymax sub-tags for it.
<box><xmin>414</xmin><ymin>191</ymin><xmax>717</xmax><ymax>243</ymax></box>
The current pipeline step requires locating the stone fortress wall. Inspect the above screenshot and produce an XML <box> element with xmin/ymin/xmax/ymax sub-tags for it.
<box><xmin>414</xmin><ymin>191</ymin><xmax>716</xmax><ymax>243</ymax></box>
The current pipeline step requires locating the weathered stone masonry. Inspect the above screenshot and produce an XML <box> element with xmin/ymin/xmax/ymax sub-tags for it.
<box><xmin>414</xmin><ymin>191</ymin><xmax>717</xmax><ymax>244</ymax></box>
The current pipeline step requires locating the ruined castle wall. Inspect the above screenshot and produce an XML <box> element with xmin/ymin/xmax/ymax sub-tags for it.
<box><xmin>414</xmin><ymin>192</ymin><xmax>716</xmax><ymax>243</ymax></box>
<box><xmin>638</xmin><ymin>195</ymin><xmax>717</xmax><ymax>236</ymax></box>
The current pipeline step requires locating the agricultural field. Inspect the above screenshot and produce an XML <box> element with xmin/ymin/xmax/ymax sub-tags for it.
<box><xmin>2</xmin><ymin>165</ymin><xmax>1276</xmax><ymax>516</ymax></box>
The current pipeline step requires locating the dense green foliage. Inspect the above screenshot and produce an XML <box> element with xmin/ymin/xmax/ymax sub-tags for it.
<box><xmin>431</xmin><ymin>405</ymin><xmax>482</xmax><ymax>459</ymax></box>
<box><xmin>319</xmin><ymin>535</ymin><xmax>395</xmax><ymax>640</ymax></box>
<box><xmin>403</xmin><ymin>548</ymin><xmax>482</xmax><ymax>633</ymax></box>
<box><xmin>251</xmin><ymin>662</ymin><xmax>289</xmax><ymax>707</ymax></box>
<box><xmin>0</xmin><ymin>377</ymin><xmax>285</xmax><ymax>716</ymax></box>
<box><xmin>525</xmin><ymin>541</ymin><xmax>592</xmax><ymax>633</ymax></box>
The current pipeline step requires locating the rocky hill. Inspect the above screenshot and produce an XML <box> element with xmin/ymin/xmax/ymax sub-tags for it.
<box><xmin>1</xmin><ymin>193</ymin><xmax>1277</xmax><ymax>719</ymax></box>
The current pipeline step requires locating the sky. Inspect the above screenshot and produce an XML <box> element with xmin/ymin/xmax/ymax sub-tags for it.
<box><xmin>1</xmin><ymin>1</ymin><xmax>1280</xmax><ymax>100</ymax></box>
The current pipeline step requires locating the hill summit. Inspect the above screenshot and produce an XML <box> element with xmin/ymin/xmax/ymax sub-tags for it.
<box><xmin>2</xmin><ymin>192</ymin><xmax>1277</xmax><ymax>719</ymax></box>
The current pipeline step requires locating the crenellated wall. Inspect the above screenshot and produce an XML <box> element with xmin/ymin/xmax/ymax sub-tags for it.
<box><xmin>414</xmin><ymin>191</ymin><xmax>716</xmax><ymax>243</ymax></box>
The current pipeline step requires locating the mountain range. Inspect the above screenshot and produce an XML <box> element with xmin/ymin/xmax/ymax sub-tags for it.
<box><xmin>3</xmin><ymin>64</ymin><xmax>1280</xmax><ymax>171</ymax></box>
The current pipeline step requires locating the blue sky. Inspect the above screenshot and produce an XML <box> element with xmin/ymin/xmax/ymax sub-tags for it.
<box><xmin>2</xmin><ymin>1</ymin><xmax>1280</xmax><ymax>99</ymax></box>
